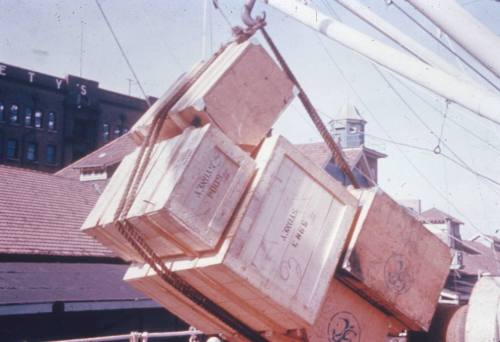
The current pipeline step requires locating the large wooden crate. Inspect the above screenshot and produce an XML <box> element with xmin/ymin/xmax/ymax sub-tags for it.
<box><xmin>125</xmin><ymin>135</ymin><xmax>359</xmax><ymax>333</ymax></box>
<box><xmin>82</xmin><ymin>124</ymin><xmax>256</xmax><ymax>261</ymax></box>
<box><xmin>130</xmin><ymin>40</ymin><xmax>295</xmax><ymax>150</ymax></box>
<box><xmin>306</xmin><ymin>278</ymin><xmax>405</xmax><ymax>342</ymax></box>
<box><xmin>339</xmin><ymin>187</ymin><xmax>452</xmax><ymax>331</ymax></box>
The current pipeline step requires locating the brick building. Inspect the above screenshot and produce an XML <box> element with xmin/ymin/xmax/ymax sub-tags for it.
<box><xmin>0</xmin><ymin>62</ymin><xmax>149</xmax><ymax>172</ymax></box>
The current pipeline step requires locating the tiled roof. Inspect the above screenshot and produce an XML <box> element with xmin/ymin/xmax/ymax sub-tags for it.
<box><xmin>0</xmin><ymin>262</ymin><xmax>146</xmax><ymax>305</ymax></box>
<box><xmin>56</xmin><ymin>133</ymin><xmax>137</xmax><ymax>180</ymax></box>
<box><xmin>295</xmin><ymin>142</ymin><xmax>371</xmax><ymax>169</ymax></box>
<box><xmin>420</xmin><ymin>207</ymin><xmax>464</xmax><ymax>224</ymax></box>
<box><xmin>0</xmin><ymin>165</ymin><xmax>113</xmax><ymax>258</ymax></box>
<box><xmin>459</xmin><ymin>240</ymin><xmax>500</xmax><ymax>276</ymax></box>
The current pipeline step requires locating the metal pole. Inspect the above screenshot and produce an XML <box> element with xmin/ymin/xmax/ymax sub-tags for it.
<box><xmin>334</xmin><ymin>0</ymin><xmax>470</xmax><ymax>83</ymax></box>
<box><xmin>264</xmin><ymin>0</ymin><xmax>500</xmax><ymax>126</ymax></box>
<box><xmin>405</xmin><ymin>0</ymin><xmax>500</xmax><ymax>79</ymax></box>
<box><xmin>48</xmin><ymin>330</ymin><xmax>204</xmax><ymax>342</ymax></box>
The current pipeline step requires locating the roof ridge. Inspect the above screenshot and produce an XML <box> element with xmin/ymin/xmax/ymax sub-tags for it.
<box><xmin>55</xmin><ymin>132</ymin><xmax>133</xmax><ymax>176</ymax></box>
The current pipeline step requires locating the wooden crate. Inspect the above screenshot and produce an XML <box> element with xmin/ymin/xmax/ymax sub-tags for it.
<box><xmin>130</xmin><ymin>40</ymin><xmax>295</xmax><ymax>150</ymax></box>
<box><xmin>125</xmin><ymin>135</ymin><xmax>359</xmax><ymax>333</ymax></box>
<box><xmin>305</xmin><ymin>278</ymin><xmax>405</xmax><ymax>342</ymax></box>
<box><xmin>82</xmin><ymin>124</ymin><xmax>256</xmax><ymax>261</ymax></box>
<box><xmin>339</xmin><ymin>187</ymin><xmax>452</xmax><ymax>331</ymax></box>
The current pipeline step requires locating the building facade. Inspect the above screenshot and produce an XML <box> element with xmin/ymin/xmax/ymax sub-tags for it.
<box><xmin>0</xmin><ymin>62</ymin><xmax>149</xmax><ymax>172</ymax></box>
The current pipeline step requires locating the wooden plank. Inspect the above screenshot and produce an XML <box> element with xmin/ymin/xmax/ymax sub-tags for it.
<box><xmin>124</xmin><ymin>135</ymin><xmax>359</xmax><ymax>332</ymax></box>
<box><xmin>130</xmin><ymin>40</ymin><xmax>295</xmax><ymax>149</ymax></box>
<box><xmin>339</xmin><ymin>188</ymin><xmax>452</xmax><ymax>331</ymax></box>
<box><xmin>305</xmin><ymin>278</ymin><xmax>404</xmax><ymax>342</ymax></box>
<box><xmin>124</xmin><ymin>263</ymin><xmax>245</xmax><ymax>341</ymax></box>
<box><xmin>82</xmin><ymin>124</ymin><xmax>256</xmax><ymax>261</ymax></box>
<box><xmin>224</xmin><ymin>135</ymin><xmax>358</xmax><ymax>326</ymax></box>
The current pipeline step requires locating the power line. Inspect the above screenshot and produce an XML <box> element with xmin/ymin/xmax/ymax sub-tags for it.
<box><xmin>366</xmin><ymin>133</ymin><xmax>500</xmax><ymax>188</ymax></box>
<box><xmin>95</xmin><ymin>0</ymin><xmax>151</xmax><ymax>107</ymax></box>
<box><xmin>388</xmin><ymin>0</ymin><xmax>500</xmax><ymax>92</ymax></box>
<box><xmin>307</xmin><ymin>7</ymin><xmax>494</xmax><ymax>240</ymax></box>
<box><xmin>389</xmin><ymin>74</ymin><xmax>500</xmax><ymax>156</ymax></box>
<box><xmin>139</xmin><ymin>0</ymin><xmax>185</xmax><ymax>70</ymax></box>
<box><xmin>374</xmin><ymin>67</ymin><xmax>500</xmax><ymax>188</ymax></box>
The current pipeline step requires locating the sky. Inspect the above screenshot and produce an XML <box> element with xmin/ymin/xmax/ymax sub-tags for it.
<box><xmin>1</xmin><ymin>0</ymin><xmax>500</xmax><ymax>239</ymax></box>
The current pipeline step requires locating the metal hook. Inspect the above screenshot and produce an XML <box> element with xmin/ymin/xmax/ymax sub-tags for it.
<box><xmin>242</xmin><ymin>0</ymin><xmax>266</xmax><ymax>28</ymax></box>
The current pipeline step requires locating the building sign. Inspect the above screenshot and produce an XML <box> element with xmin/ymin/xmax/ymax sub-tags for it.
<box><xmin>0</xmin><ymin>62</ymin><xmax>98</xmax><ymax>94</ymax></box>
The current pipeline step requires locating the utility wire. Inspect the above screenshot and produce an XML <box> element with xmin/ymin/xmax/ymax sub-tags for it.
<box><xmin>375</xmin><ymin>67</ymin><xmax>500</xmax><ymax>188</ymax></box>
<box><xmin>95</xmin><ymin>0</ymin><xmax>152</xmax><ymax>107</ymax></box>
<box><xmin>310</xmin><ymin>6</ymin><xmax>496</xmax><ymax>242</ymax></box>
<box><xmin>390</xmin><ymin>75</ymin><xmax>500</xmax><ymax>156</ymax></box>
<box><xmin>366</xmin><ymin>133</ymin><xmax>500</xmax><ymax>188</ymax></box>
<box><xmin>388</xmin><ymin>0</ymin><xmax>500</xmax><ymax>92</ymax></box>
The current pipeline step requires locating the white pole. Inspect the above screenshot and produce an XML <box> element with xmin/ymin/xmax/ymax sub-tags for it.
<box><xmin>265</xmin><ymin>0</ymin><xmax>500</xmax><ymax>125</ymax></box>
<box><xmin>334</xmin><ymin>0</ymin><xmax>465</xmax><ymax>81</ymax></box>
<box><xmin>405</xmin><ymin>0</ymin><xmax>500</xmax><ymax>78</ymax></box>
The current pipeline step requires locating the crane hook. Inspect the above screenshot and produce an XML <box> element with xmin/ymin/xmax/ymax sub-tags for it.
<box><xmin>242</xmin><ymin>0</ymin><xmax>266</xmax><ymax>28</ymax></box>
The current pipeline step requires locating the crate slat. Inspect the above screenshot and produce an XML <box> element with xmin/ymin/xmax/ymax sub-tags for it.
<box><xmin>339</xmin><ymin>188</ymin><xmax>452</xmax><ymax>331</ymax></box>
<box><xmin>82</xmin><ymin>124</ymin><xmax>256</xmax><ymax>261</ymax></box>
<box><xmin>130</xmin><ymin>40</ymin><xmax>295</xmax><ymax>150</ymax></box>
<box><xmin>305</xmin><ymin>278</ymin><xmax>404</xmax><ymax>342</ymax></box>
<box><xmin>125</xmin><ymin>135</ymin><xmax>359</xmax><ymax>333</ymax></box>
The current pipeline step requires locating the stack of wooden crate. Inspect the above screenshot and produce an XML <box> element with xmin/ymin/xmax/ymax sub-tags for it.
<box><xmin>130</xmin><ymin>39</ymin><xmax>296</xmax><ymax>151</ymax></box>
<box><xmin>124</xmin><ymin>135</ymin><xmax>359</xmax><ymax>337</ymax></box>
<box><xmin>82</xmin><ymin>37</ymin><xmax>452</xmax><ymax>341</ymax></box>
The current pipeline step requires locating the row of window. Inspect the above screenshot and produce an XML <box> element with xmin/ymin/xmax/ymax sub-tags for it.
<box><xmin>102</xmin><ymin>123</ymin><xmax>128</xmax><ymax>142</ymax></box>
<box><xmin>4</xmin><ymin>139</ymin><xmax>57</xmax><ymax>164</ymax></box>
<box><xmin>0</xmin><ymin>101</ymin><xmax>56</xmax><ymax>130</ymax></box>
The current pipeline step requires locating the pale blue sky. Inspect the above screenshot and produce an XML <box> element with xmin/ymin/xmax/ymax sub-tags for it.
<box><xmin>1</xmin><ymin>0</ymin><xmax>500</xmax><ymax>238</ymax></box>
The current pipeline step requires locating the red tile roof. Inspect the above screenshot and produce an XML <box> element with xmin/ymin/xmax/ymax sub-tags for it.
<box><xmin>295</xmin><ymin>142</ymin><xmax>374</xmax><ymax>169</ymax></box>
<box><xmin>0</xmin><ymin>165</ymin><xmax>113</xmax><ymax>258</ymax></box>
<box><xmin>459</xmin><ymin>240</ymin><xmax>499</xmax><ymax>276</ymax></box>
<box><xmin>56</xmin><ymin>133</ymin><xmax>137</xmax><ymax>180</ymax></box>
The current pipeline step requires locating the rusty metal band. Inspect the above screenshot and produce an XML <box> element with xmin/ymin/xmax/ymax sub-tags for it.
<box><xmin>259</xmin><ymin>27</ymin><xmax>360</xmax><ymax>189</ymax></box>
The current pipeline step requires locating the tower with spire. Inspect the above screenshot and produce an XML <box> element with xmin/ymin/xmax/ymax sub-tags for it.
<box><xmin>329</xmin><ymin>102</ymin><xmax>367</xmax><ymax>148</ymax></box>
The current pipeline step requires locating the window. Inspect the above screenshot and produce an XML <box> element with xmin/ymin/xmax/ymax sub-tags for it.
<box><xmin>7</xmin><ymin>139</ymin><xmax>18</xmax><ymax>159</ymax></box>
<box><xmin>26</xmin><ymin>142</ymin><xmax>38</xmax><ymax>161</ymax></box>
<box><xmin>46</xmin><ymin>145</ymin><xmax>56</xmax><ymax>164</ymax></box>
<box><xmin>9</xmin><ymin>104</ymin><xmax>19</xmax><ymax>123</ymax></box>
<box><xmin>24</xmin><ymin>107</ymin><xmax>33</xmax><ymax>126</ymax></box>
<box><xmin>48</xmin><ymin>111</ymin><xmax>56</xmax><ymax>131</ymax></box>
<box><xmin>349</xmin><ymin>126</ymin><xmax>358</xmax><ymax>134</ymax></box>
<box><xmin>114</xmin><ymin>126</ymin><xmax>122</xmax><ymax>137</ymax></box>
<box><xmin>0</xmin><ymin>101</ymin><xmax>4</xmax><ymax>121</ymax></box>
<box><xmin>34</xmin><ymin>110</ymin><xmax>43</xmax><ymax>128</ymax></box>
<box><xmin>122</xmin><ymin>127</ymin><xmax>128</xmax><ymax>134</ymax></box>
<box><xmin>103</xmin><ymin>123</ymin><xmax>110</xmax><ymax>142</ymax></box>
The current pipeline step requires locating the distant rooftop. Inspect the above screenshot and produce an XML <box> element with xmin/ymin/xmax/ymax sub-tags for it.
<box><xmin>0</xmin><ymin>165</ymin><xmax>113</xmax><ymax>258</ymax></box>
<box><xmin>420</xmin><ymin>207</ymin><xmax>464</xmax><ymax>225</ymax></box>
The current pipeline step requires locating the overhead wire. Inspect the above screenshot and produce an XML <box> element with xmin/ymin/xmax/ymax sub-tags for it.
<box><xmin>389</xmin><ymin>74</ymin><xmax>500</xmax><ymax>156</ymax></box>
<box><xmin>139</xmin><ymin>0</ymin><xmax>185</xmax><ymax>70</ymax></box>
<box><xmin>314</xmin><ymin>1</ymin><xmax>498</xmax><ymax>241</ymax></box>
<box><xmin>388</xmin><ymin>0</ymin><xmax>500</xmax><ymax>92</ymax></box>
<box><xmin>95</xmin><ymin>0</ymin><xmax>151</xmax><ymax>107</ymax></box>
<box><xmin>375</xmin><ymin>67</ymin><xmax>500</xmax><ymax>188</ymax></box>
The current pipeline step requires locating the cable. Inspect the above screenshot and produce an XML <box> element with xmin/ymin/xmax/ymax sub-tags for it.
<box><xmin>389</xmin><ymin>0</ymin><xmax>500</xmax><ymax>92</ymax></box>
<box><xmin>139</xmin><ymin>0</ymin><xmax>185</xmax><ymax>70</ymax></box>
<box><xmin>390</xmin><ymin>74</ymin><xmax>500</xmax><ymax>156</ymax></box>
<box><xmin>365</xmin><ymin>133</ymin><xmax>500</xmax><ymax>188</ymax></box>
<box><xmin>374</xmin><ymin>67</ymin><xmax>500</xmax><ymax>188</ymax></box>
<box><xmin>308</xmin><ymin>12</ymin><xmax>491</xmax><ymax>239</ymax></box>
<box><xmin>95</xmin><ymin>0</ymin><xmax>152</xmax><ymax>107</ymax></box>
<box><xmin>434</xmin><ymin>99</ymin><xmax>449</xmax><ymax>154</ymax></box>
<box><xmin>212</xmin><ymin>0</ymin><xmax>235</xmax><ymax>30</ymax></box>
